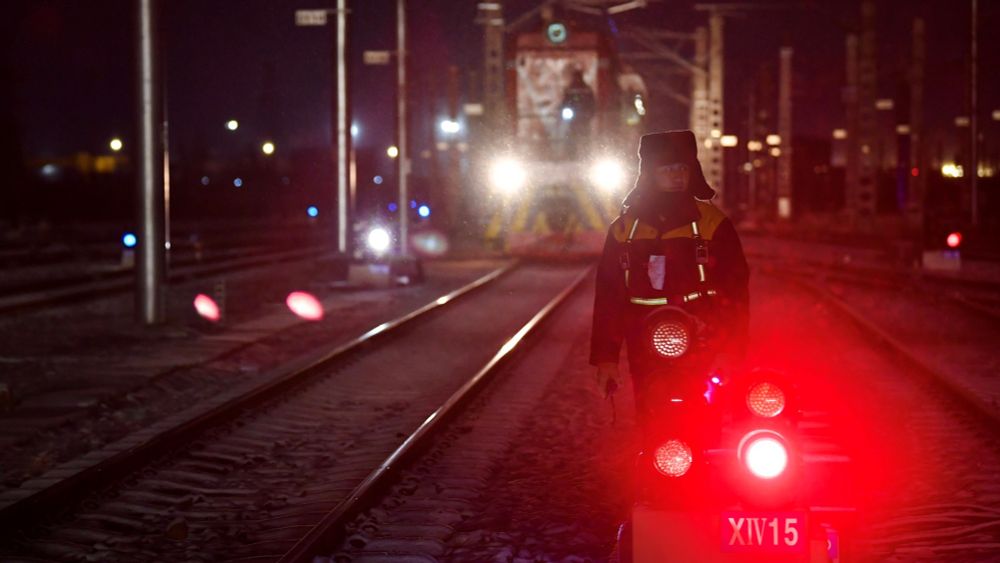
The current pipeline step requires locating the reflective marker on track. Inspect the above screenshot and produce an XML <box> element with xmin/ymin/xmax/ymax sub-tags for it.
<box><xmin>286</xmin><ymin>291</ymin><xmax>324</xmax><ymax>321</ymax></box>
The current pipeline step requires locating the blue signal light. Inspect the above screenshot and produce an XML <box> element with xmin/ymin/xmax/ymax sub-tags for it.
<box><xmin>418</xmin><ymin>205</ymin><xmax>431</xmax><ymax>218</ymax></box>
<box><xmin>388</xmin><ymin>202</ymin><xmax>398</xmax><ymax>212</ymax></box>
<box><xmin>122</xmin><ymin>232</ymin><xmax>137</xmax><ymax>248</ymax></box>
<box><xmin>373</xmin><ymin>175</ymin><xmax>383</xmax><ymax>185</ymax></box>
<box><xmin>307</xmin><ymin>205</ymin><xmax>319</xmax><ymax>218</ymax></box>
<box><xmin>233</xmin><ymin>177</ymin><xmax>243</xmax><ymax>188</ymax></box>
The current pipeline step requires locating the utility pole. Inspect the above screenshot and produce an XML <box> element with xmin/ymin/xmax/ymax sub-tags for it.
<box><xmin>335</xmin><ymin>0</ymin><xmax>351</xmax><ymax>254</ymax></box>
<box><xmin>690</xmin><ymin>26</ymin><xmax>709</xmax><ymax>164</ymax></box>
<box><xmin>747</xmin><ymin>89</ymin><xmax>757</xmax><ymax>212</ymax></box>
<box><xmin>908</xmin><ymin>18</ymin><xmax>925</xmax><ymax>228</ymax></box>
<box><xmin>707</xmin><ymin>13</ymin><xmax>725</xmax><ymax>206</ymax></box>
<box><xmin>856</xmin><ymin>0</ymin><xmax>878</xmax><ymax>225</ymax></box>
<box><xmin>295</xmin><ymin>5</ymin><xmax>352</xmax><ymax>253</ymax></box>
<box><xmin>844</xmin><ymin>34</ymin><xmax>859</xmax><ymax>222</ymax></box>
<box><xmin>477</xmin><ymin>1</ymin><xmax>505</xmax><ymax>131</ymax></box>
<box><xmin>777</xmin><ymin>46</ymin><xmax>793</xmax><ymax>220</ymax></box>
<box><xmin>445</xmin><ymin>65</ymin><xmax>462</xmax><ymax>235</ymax></box>
<box><xmin>970</xmin><ymin>0</ymin><xmax>978</xmax><ymax>226</ymax></box>
<box><xmin>396</xmin><ymin>0</ymin><xmax>409</xmax><ymax>255</ymax></box>
<box><xmin>135</xmin><ymin>0</ymin><xmax>166</xmax><ymax>325</ymax></box>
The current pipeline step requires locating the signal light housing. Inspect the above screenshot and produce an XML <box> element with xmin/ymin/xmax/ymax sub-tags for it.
<box><xmin>653</xmin><ymin>439</ymin><xmax>693</xmax><ymax>478</ymax></box>
<box><xmin>746</xmin><ymin>381</ymin><xmax>786</xmax><ymax>418</ymax></box>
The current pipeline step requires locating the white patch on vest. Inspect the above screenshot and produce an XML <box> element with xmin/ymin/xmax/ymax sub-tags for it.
<box><xmin>647</xmin><ymin>255</ymin><xmax>666</xmax><ymax>290</ymax></box>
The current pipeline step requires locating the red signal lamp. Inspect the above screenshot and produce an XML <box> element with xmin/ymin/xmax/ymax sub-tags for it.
<box><xmin>653</xmin><ymin>439</ymin><xmax>693</xmax><ymax>478</ymax></box>
<box><xmin>746</xmin><ymin>381</ymin><xmax>786</xmax><ymax>418</ymax></box>
<box><xmin>946</xmin><ymin>232</ymin><xmax>962</xmax><ymax>249</ymax></box>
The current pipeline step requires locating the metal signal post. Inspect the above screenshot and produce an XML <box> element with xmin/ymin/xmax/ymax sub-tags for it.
<box><xmin>135</xmin><ymin>0</ymin><xmax>166</xmax><ymax>325</ymax></box>
<box><xmin>336</xmin><ymin>0</ymin><xmax>351</xmax><ymax>253</ymax></box>
<box><xmin>397</xmin><ymin>0</ymin><xmax>409</xmax><ymax>255</ymax></box>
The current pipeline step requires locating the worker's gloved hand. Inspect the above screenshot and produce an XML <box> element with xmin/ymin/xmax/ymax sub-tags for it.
<box><xmin>595</xmin><ymin>362</ymin><xmax>622</xmax><ymax>399</ymax></box>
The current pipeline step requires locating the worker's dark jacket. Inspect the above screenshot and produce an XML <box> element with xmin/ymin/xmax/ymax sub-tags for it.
<box><xmin>589</xmin><ymin>198</ymin><xmax>749</xmax><ymax>372</ymax></box>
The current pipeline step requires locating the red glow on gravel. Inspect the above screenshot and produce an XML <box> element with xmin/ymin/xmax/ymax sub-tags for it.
<box><xmin>946</xmin><ymin>232</ymin><xmax>962</xmax><ymax>249</ymax></box>
<box><xmin>193</xmin><ymin>294</ymin><xmax>221</xmax><ymax>322</ymax></box>
<box><xmin>286</xmin><ymin>291</ymin><xmax>324</xmax><ymax>321</ymax></box>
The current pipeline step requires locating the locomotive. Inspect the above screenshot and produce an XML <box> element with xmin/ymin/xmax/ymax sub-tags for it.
<box><xmin>482</xmin><ymin>18</ymin><xmax>647</xmax><ymax>257</ymax></box>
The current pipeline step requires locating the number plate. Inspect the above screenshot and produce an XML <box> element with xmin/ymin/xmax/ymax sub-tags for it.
<box><xmin>720</xmin><ymin>511</ymin><xmax>807</xmax><ymax>553</ymax></box>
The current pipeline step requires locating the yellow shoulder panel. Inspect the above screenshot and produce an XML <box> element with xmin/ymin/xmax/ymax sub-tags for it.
<box><xmin>611</xmin><ymin>202</ymin><xmax>728</xmax><ymax>242</ymax></box>
<box><xmin>694</xmin><ymin>201</ymin><xmax>727</xmax><ymax>240</ymax></box>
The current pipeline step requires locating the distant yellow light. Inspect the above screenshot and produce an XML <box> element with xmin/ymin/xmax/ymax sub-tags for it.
<box><xmin>832</xmin><ymin>129</ymin><xmax>847</xmax><ymax>140</ymax></box>
<box><xmin>226</xmin><ymin>119</ymin><xmax>239</xmax><ymax>131</ymax></box>
<box><xmin>109</xmin><ymin>138</ymin><xmax>123</xmax><ymax>152</ymax></box>
<box><xmin>261</xmin><ymin>141</ymin><xmax>275</xmax><ymax>155</ymax></box>
<box><xmin>387</xmin><ymin>145</ymin><xmax>400</xmax><ymax>158</ymax></box>
<box><xmin>875</xmin><ymin>98</ymin><xmax>894</xmax><ymax>111</ymax></box>
<box><xmin>747</xmin><ymin>140</ymin><xmax>763</xmax><ymax>152</ymax></box>
<box><xmin>941</xmin><ymin>163</ymin><xmax>964</xmax><ymax>178</ymax></box>
<box><xmin>766</xmin><ymin>134</ymin><xmax>781</xmax><ymax>146</ymax></box>
<box><xmin>720</xmin><ymin>135</ymin><xmax>738</xmax><ymax>148</ymax></box>
<box><xmin>710</xmin><ymin>129</ymin><xmax>722</xmax><ymax>139</ymax></box>
<box><xmin>769</xmin><ymin>147</ymin><xmax>781</xmax><ymax>157</ymax></box>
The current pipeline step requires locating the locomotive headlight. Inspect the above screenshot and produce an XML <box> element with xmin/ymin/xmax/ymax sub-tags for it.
<box><xmin>651</xmin><ymin>320</ymin><xmax>690</xmax><ymax>358</ymax></box>
<box><xmin>746</xmin><ymin>381</ymin><xmax>786</xmax><ymax>418</ymax></box>
<box><xmin>654</xmin><ymin>439</ymin><xmax>693</xmax><ymax>477</ymax></box>
<box><xmin>589</xmin><ymin>158</ymin><xmax>627</xmax><ymax>193</ymax></box>
<box><xmin>366</xmin><ymin>226</ymin><xmax>392</xmax><ymax>254</ymax></box>
<box><xmin>488</xmin><ymin>157</ymin><xmax>527</xmax><ymax>195</ymax></box>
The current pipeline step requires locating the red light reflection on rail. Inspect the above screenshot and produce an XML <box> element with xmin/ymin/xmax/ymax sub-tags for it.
<box><xmin>193</xmin><ymin>293</ymin><xmax>221</xmax><ymax>322</ymax></box>
<box><xmin>286</xmin><ymin>291</ymin><xmax>324</xmax><ymax>321</ymax></box>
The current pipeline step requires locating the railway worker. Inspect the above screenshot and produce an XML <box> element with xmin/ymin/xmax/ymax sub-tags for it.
<box><xmin>589</xmin><ymin>130</ymin><xmax>749</xmax><ymax>417</ymax></box>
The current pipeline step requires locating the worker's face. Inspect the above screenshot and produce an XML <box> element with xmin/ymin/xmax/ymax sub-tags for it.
<box><xmin>654</xmin><ymin>164</ymin><xmax>689</xmax><ymax>192</ymax></box>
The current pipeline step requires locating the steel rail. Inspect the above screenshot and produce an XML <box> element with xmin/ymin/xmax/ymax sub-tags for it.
<box><xmin>769</xmin><ymin>270</ymin><xmax>1000</xmax><ymax>430</ymax></box>
<box><xmin>276</xmin><ymin>266</ymin><xmax>592</xmax><ymax>563</ymax></box>
<box><xmin>756</xmin><ymin>257</ymin><xmax>1000</xmax><ymax>323</ymax></box>
<box><xmin>0</xmin><ymin>261</ymin><xmax>519</xmax><ymax>532</ymax></box>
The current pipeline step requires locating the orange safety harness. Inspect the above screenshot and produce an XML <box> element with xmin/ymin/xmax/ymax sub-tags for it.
<box><xmin>620</xmin><ymin>218</ymin><xmax>717</xmax><ymax>306</ymax></box>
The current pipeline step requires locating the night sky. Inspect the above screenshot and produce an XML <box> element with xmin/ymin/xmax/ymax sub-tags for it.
<box><xmin>3</xmin><ymin>0</ymin><xmax>998</xmax><ymax>168</ymax></box>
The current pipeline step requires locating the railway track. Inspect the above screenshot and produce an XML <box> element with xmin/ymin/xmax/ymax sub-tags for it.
<box><xmin>0</xmin><ymin>261</ymin><xmax>590</xmax><ymax>562</ymax></box>
<box><xmin>0</xmin><ymin>244</ymin><xmax>330</xmax><ymax>315</ymax></box>
<box><xmin>762</xmin><ymin>269</ymin><xmax>1000</xmax><ymax>560</ymax></box>
<box><xmin>750</xmin><ymin>251</ymin><xmax>1000</xmax><ymax>322</ymax></box>
<box><xmin>3</xmin><ymin>251</ymin><xmax>996</xmax><ymax>562</ymax></box>
<box><xmin>308</xmin><ymin>267</ymin><xmax>1000</xmax><ymax>562</ymax></box>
